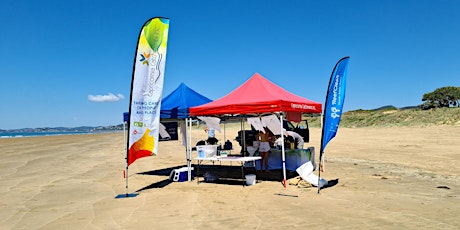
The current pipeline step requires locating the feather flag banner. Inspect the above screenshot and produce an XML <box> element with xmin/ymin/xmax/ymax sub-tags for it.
<box><xmin>127</xmin><ymin>17</ymin><xmax>170</xmax><ymax>166</ymax></box>
<box><xmin>320</xmin><ymin>56</ymin><xmax>350</xmax><ymax>155</ymax></box>
<box><xmin>318</xmin><ymin>56</ymin><xmax>349</xmax><ymax>193</ymax></box>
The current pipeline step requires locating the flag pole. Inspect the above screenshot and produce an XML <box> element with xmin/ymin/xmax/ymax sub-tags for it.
<box><xmin>317</xmin><ymin>152</ymin><xmax>322</xmax><ymax>194</ymax></box>
<box><xmin>318</xmin><ymin>115</ymin><xmax>323</xmax><ymax>194</ymax></box>
<box><xmin>125</xmin><ymin>155</ymin><xmax>129</xmax><ymax>197</ymax></box>
<box><xmin>124</xmin><ymin>121</ymin><xmax>129</xmax><ymax>197</ymax></box>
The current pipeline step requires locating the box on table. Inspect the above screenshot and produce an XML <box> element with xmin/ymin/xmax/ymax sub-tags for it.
<box><xmin>196</xmin><ymin>145</ymin><xmax>218</xmax><ymax>158</ymax></box>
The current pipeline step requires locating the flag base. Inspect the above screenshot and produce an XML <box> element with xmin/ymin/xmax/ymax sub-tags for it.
<box><xmin>115</xmin><ymin>193</ymin><xmax>139</xmax><ymax>199</ymax></box>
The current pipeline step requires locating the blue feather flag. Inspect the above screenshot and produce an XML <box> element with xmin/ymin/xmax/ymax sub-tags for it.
<box><xmin>318</xmin><ymin>57</ymin><xmax>350</xmax><ymax>193</ymax></box>
<box><xmin>320</xmin><ymin>57</ymin><xmax>350</xmax><ymax>156</ymax></box>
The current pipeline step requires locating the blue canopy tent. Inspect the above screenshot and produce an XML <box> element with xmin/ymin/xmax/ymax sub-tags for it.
<box><xmin>158</xmin><ymin>82</ymin><xmax>212</xmax><ymax>141</ymax></box>
<box><xmin>123</xmin><ymin>83</ymin><xmax>212</xmax><ymax>122</ymax></box>
<box><xmin>160</xmin><ymin>83</ymin><xmax>212</xmax><ymax>119</ymax></box>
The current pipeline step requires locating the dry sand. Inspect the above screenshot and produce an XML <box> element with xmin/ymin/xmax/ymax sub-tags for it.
<box><xmin>0</xmin><ymin>125</ymin><xmax>459</xmax><ymax>229</ymax></box>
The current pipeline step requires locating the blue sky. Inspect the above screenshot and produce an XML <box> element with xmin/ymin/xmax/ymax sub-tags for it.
<box><xmin>1</xmin><ymin>0</ymin><xmax>459</xmax><ymax>129</ymax></box>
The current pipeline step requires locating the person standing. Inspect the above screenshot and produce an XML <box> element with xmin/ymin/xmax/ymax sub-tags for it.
<box><xmin>258</xmin><ymin>127</ymin><xmax>272</xmax><ymax>172</ymax></box>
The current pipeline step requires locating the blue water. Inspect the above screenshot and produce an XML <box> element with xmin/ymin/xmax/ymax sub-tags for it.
<box><xmin>0</xmin><ymin>131</ymin><xmax>91</xmax><ymax>138</ymax></box>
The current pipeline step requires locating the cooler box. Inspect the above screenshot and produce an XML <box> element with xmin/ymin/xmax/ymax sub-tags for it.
<box><xmin>169</xmin><ymin>167</ymin><xmax>194</xmax><ymax>182</ymax></box>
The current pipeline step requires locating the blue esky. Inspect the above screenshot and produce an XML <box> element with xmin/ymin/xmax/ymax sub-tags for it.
<box><xmin>1</xmin><ymin>0</ymin><xmax>459</xmax><ymax>129</ymax></box>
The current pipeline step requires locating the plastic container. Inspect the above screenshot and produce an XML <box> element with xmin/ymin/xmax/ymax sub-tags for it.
<box><xmin>196</xmin><ymin>145</ymin><xmax>218</xmax><ymax>158</ymax></box>
<box><xmin>245</xmin><ymin>174</ymin><xmax>256</xmax><ymax>186</ymax></box>
<box><xmin>169</xmin><ymin>167</ymin><xmax>194</xmax><ymax>182</ymax></box>
<box><xmin>246</xmin><ymin>146</ymin><xmax>257</xmax><ymax>157</ymax></box>
<box><xmin>220</xmin><ymin>151</ymin><xmax>228</xmax><ymax>157</ymax></box>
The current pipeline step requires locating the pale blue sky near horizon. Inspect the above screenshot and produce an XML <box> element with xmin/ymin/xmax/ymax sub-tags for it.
<box><xmin>1</xmin><ymin>0</ymin><xmax>459</xmax><ymax>130</ymax></box>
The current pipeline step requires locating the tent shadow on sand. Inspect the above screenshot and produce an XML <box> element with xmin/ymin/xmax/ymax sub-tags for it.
<box><xmin>135</xmin><ymin>165</ymin><xmax>187</xmax><ymax>192</ymax></box>
<box><xmin>136</xmin><ymin>179</ymin><xmax>172</xmax><ymax>192</ymax></box>
<box><xmin>138</xmin><ymin>165</ymin><xmax>187</xmax><ymax>176</ymax></box>
<box><xmin>135</xmin><ymin>165</ymin><xmax>303</xmax><ymax>190</ymax></box>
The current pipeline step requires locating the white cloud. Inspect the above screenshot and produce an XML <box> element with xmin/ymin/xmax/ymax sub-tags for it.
<box><xmin>88</xmin><ymin>93</ymin><xmax>125</xmax><ymax>102</ymax></box>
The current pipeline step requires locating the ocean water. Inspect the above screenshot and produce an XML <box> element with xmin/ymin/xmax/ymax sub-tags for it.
<box><xmin>0</xmin><ymin>131</ymin><xmax>91</xmax><ymax>138</ymax></box>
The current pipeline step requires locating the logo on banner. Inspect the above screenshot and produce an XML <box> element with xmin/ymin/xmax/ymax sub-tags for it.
<box><xmin>140</xmin><ymin>52</ymin><xmax>151</xmax><ymax>65</ymax></box>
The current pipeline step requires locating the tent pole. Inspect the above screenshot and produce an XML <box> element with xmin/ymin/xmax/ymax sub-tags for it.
<box><xmin>240</xmin><ymin>117</ymin><xmax>245</xmax><ymax>156</ymax></box>
<box><xmin>223</xmin><ymin>122</ymin><xmax>226</xmax><ymax>144</ymax></box>
<box><xmin>185</xmin><ymin>118</ymin><xmax>190</xmax><ymax>181</ymax></box>
<box><xmin>280</xmin><ymin>113</ymin><xmax>287</xmax><ymax>188</ymax></box>
<box><xmin>188</xmin><ymin>118</ymin><xmax>193</xmax><ymax>181</ymax></box>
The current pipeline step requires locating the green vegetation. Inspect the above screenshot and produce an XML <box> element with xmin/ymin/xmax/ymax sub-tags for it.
<box><xmin>421</xmin><ymin>86</ymin><xmax>460</xmax><ymax>109</ymax></box>
<box><xmin>306</xmin><ymin>85</ymin><xmax>460</xmax><ymax>128</ymax></box>
<box><xmin>306</xmin><ymin>107</ymin><xmax>460</xmax><ymax>128</ymax></box>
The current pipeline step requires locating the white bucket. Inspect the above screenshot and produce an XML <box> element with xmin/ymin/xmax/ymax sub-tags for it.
<box><xmin>245</xmin><ymin>174</ymin><xmax>256</xmax><ymax>186</ymax></box>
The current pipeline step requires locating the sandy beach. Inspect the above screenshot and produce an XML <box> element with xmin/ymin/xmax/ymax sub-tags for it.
<box><xmin>1</xmin><ymin>125</ymin><xmax>459</xmax><ymax>229</ymax></box>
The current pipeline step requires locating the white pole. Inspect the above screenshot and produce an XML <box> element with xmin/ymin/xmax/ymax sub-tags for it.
<box><xmin>190</xmin><ymin>118</ymin><xmax>193</xmax><ymax>181</ymax></box>
<box><xmin>240</xmin><ymin>118</ymin><xmax>245</xmax><ymax>155</ymax></box>
<box><xmin>320</xmin><ymin>113</ymin><xmax>325</xmax><ymax>172</ymax></box>
<box><xmin>318</xmin><ymin>113</ymin><xmax>324</xmax><ymax>193</ymax></box>
<box><xmin>125</xmin><ymin>121</ymin><xmax>129</xmax><ymax>197</ymax></box>
<box><xmin>280</xmin><ymin>113</ymin><xmax>287</xmax><ymax>188</ymax></box>
<box><xmin>189</xmin><ymin>118</ymin><xmax>194</xmax><ymax>181</ymax></box>
<box><xmin>185</xmin><ymin>118</ymin><xmax>190</xmax><ymax>181</ymax></box>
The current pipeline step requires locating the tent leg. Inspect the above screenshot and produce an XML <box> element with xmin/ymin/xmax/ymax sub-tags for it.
<box><xmin>187</xmin><ymin>118</ymin><xmax>193</xmax><ymax>182</ymax></box>
<box><xmin>280</xmin><ymin>113</ymin><xmax>287</xmax><ymax>188</ymax></box>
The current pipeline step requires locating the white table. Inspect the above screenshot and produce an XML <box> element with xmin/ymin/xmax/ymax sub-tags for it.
<box><xmin>194</xmin><ymin>156</ymin><xmax>261</xmax><ymax>186</ymax></box>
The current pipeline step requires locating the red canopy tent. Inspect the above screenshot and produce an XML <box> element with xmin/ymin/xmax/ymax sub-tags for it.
<box><xmin>189</xmin><ymin>72</ymin><xmax>322</xmax><ymax>116</ymax></box>
<box><xmin>189</xmin><ymin>73</ymin><xmax>322</xmax><ymax>187</ymax></box>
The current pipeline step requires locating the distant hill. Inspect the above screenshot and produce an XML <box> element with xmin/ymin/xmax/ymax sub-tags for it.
<box><xmin>3</xmin><ymin>106</ymin><xmax>460</xmax><ymax>132</ymax></box>
<box><xmin>372</xmin><ymin>105</ymin><xmax>398</xmax><ymax>111</ymax></box>
<box><xmin>306</xmin><ymin>107</ymin><xmax>460</xmax><ymax>128</ymax></box>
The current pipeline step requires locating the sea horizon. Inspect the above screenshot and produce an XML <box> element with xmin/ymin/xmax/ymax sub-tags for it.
<box><xmin>0</xmin><ymin>130</ymin><xmax>122</xmax><ymax>138</ymax></box>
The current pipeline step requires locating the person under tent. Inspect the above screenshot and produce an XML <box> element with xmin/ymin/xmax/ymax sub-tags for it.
<box><xmin>285</xmin><ymin>130</ymin><xmax>304</xmax><ymax>149</ymax></box>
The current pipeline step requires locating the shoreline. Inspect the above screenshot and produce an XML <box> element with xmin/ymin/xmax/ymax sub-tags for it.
<box><xmin>0</xmin><ymin>130</ymin><xmax>124</xmax><ymax>139</ymax></box>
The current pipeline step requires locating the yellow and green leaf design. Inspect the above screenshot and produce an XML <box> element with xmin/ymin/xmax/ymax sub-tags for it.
<box><xmin>143</xmin><ymin>18</ymin><xmax>169</xmax><ymax>52</ymax></box>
